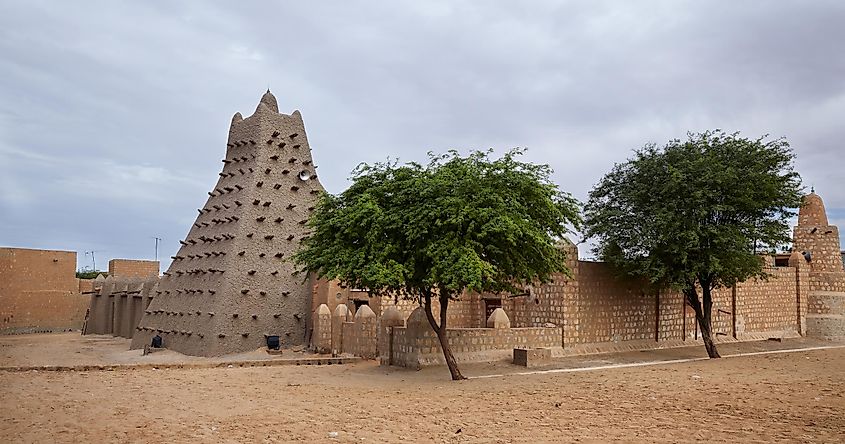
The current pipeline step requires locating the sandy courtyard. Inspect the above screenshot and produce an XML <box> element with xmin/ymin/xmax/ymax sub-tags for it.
<box><xmin>1</xmin><ymin>336</ymin><xmax>843</xmax><ymax>443</ymax></box>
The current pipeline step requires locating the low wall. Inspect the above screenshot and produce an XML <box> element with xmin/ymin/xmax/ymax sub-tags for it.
<box><xmin>314</xmin><ymin>256</ymin><xmax>809</xmax><ymax>368</ymax></box>
<box><xmin>388</xmin><ymin>325</ymin><xmax>561</xmax><ymax>369</ymax></box>
<box><xmin>333</xmin><ymin>308</ymin><xmax>377</xmax><ymax>358</ymax></box>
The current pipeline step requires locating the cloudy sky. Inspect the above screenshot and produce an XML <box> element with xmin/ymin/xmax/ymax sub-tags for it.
<box><xmin>1</xmin><ymin>1</ymin><xmax>843</xmax><ymax>272</ymax></box>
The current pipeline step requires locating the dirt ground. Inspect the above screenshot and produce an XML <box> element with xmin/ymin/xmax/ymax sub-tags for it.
<box><xmin>1</xmin><ymin>336</ymin><xmax>843</xmax><ymax>443</ymax></box>
<box><xmin>0</xmin><ymin>333</ymin><xmax>315</xmax><ymax>368</ymax></box>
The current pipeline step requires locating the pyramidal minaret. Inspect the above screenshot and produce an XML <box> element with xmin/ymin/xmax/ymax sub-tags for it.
<box><xmin>130</xmin><ymin>91</ymin><xmax>325</xmax><ymax>356</ymax></box>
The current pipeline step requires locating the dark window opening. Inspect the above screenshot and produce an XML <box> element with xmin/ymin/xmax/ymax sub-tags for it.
<box><xmin>484</xmin><ymin>299</ymin><xmax>502</xmax><ymax>320</ymax></box>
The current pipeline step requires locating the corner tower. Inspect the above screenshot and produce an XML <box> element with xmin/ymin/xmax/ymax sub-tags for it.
<box><xmin>792</xmin><ymin>191</ymin><xmax>845</xmax><ymax>340</ymax></box>
<box><xmin>130</xmin><ymin>91</ymin><xmax>325</xmax><ymax>356</ymax></box>
<box><xmin>794</xmin><ymin>191</ymin><xmax>843</xmax><ymax>273</ymax></box>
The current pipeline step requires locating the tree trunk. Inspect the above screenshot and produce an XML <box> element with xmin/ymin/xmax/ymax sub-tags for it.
<box><xmin>685</xmin><ymin>285</ymin><xmax>721</xmax><ymax>358</ymax></box>
<box><xmin>422</xmin><ymin>289</ymin><xmax>466</xmax><ymax>380</ymax></box>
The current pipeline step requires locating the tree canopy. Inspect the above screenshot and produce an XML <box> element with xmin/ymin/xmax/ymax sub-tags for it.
<box><xmin>294</xmin><ymin>149</ymin><xmax>581</xmax><ymax>379</ymax></box>
<box><xmin>584</xmin><ymin>130</ymin><xmax>802</xmax><ymax>357</ymax></box>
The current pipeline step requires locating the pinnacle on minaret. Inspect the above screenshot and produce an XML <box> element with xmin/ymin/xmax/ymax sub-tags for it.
<box><xmin>257</xmin><ymin>89</ymin><xmax>279</xmax><ymax>113</ymax></box>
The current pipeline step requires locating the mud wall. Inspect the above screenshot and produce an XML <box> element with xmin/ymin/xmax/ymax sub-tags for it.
<box><xmin>108</xmin><ymin>259</ymin><xmax>159</xmax><ymax>278</ymax></box>
<box><xmin>0</xmin><ymin>247</ymin><xmax>90</xmax><ymax>334</ymax></box>
<box><xmin>83</xmin><ymin>275</ymin><xmax>158</xmax><ymax>339</ymax></box>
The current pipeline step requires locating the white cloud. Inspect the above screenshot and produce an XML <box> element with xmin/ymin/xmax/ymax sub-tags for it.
<box><xmin>0</xmin><ymin>0</ymin><xmax>843</xmax><ymax>270</ymax></box>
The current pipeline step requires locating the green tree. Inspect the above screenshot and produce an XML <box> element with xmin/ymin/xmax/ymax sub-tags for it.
<box><xmin>294</xmin><ymin>149</ymin><xmax>581</xmax><ymax>380</ymax></box>
<box><xmin>584</xmin><ymin>131</ymin><xmax>802</xmax><ymax>358</ymax></box>
<box><xmin>76</xmin><ymin>270</ymin><xmax>107</xmax><ymax>279</ymax></box>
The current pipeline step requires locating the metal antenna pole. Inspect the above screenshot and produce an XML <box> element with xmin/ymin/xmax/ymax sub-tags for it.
<box><xmin>85</xmin><ymin>250</ymin><xmax>96</xmax><ymax>271</ymax></box>
<box><xmin>153</xmin><ymin>236</ymin><xmax>161</xmax><ymax>261</ymax></box>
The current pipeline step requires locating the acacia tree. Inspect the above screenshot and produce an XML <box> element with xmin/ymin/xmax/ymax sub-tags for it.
<box><xmin>294</xmin><ymin>149</ymin><xmax>580</xmax><ymax>380</ymax></box>
<box><xmin>584</xmin><ymin>131</ymin><xmax>801</xmax><ymax>358</ymax></box>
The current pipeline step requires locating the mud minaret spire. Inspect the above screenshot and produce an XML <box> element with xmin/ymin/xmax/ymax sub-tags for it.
<box><xmin>130</xmin><ymin>91</ymin><xmax>325</xmax><ymax>356</ymax></box>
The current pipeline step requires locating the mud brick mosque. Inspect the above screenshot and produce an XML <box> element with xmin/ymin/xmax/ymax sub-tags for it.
<box><xmin>8</xmin><ymin>91</ymin><xmax>842</xmax><ymax>366</ymax></box>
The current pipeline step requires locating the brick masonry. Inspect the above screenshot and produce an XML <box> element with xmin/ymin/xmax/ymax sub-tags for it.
<box><xmin>317</xmin><ymin>193</ymin><xmax>845</xmax><ymax>367</ymax></box>
<box><xmin>0</xmin><ymin>247</ymin><xmax>90</xmax><ymax>334</ymax></box>
<box><xmin>387</xmin><ymin>308</ymin><xmax>561</xmax><ymax>368</ymax></box>
<box><xmin>108</xmin><ymin>259</ymin><xmax>160</xmax><ymax>278</ymax></box>
<box><xmin>792</xmin><ymin>192</ymin><xmax>845</xmax><ymax>339</ymax></box>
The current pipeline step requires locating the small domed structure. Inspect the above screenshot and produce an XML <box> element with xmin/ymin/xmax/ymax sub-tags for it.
<box><xmin>316</xmin><ymin>303</ymin><xmax>331</xmax><ymax>316</ymax></box>
<box><xmin>406</xmin><ymin>307</ymin><xmax>430</xmax><ymax>333</ymax></box>
<box><xmin>332</xmin><ymin>304</ymin><xmax>351</xmax><ymax>321</ymax></box>
<box><xmin>486</xmin><ymin>307</ymin><xmax>511</xmax><ymax>329</ymax></box>
<box><xmin>787</xmin><ymin>250</ymin><xmax>807</xmax><ymax>268</ymax></box>
<box><xmin>354</xmin><ymin>304</ymin><xmax>376</xmax><ymax>320</ymax></box>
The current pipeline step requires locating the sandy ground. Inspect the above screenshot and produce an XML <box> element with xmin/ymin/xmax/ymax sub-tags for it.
<box><xmin>1</xmin><ymin>335</ymin><xmax>843</xmax><ymax>443</ymax></box>
<box><xmin>0</xmin><ymin>333</ymin><xmax>315</xmax><ymax>367</ymax></box>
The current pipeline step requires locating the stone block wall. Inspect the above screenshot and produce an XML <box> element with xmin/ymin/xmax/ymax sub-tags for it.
<box><xmin>655</xmin><ymin>290</ymin><xmax>685</xmax><ymax>341</ymax></box>
<box><xmin>708</xmin><ymin>286</ymin><xmax>734</xmax><ymax>338</ymax></box>
<box><xmin>792</xmin><ymin>192</ymin><xmax>845</xmax><ymax>340</ymax></box>
<box><xmin>108</xmin><ymin>259</ymin><xmax>160</xmax><ymax>278</ymax></box>
<box><xmin>330</xmin><ymin>305</ymin><xmax>352</xmax><ymax>354</ymax></box>
<box><xmin>359</xmin><ymin>258</ymin><xmax>805</xmax><ymax>368</ymax></box>
<box><xmin>569</xmin><ymin>262</ymin><xmax>657</xmax><ymax>345</ymax></box>
<box><xmin>326</xmin><ymin>196</ymin><xmax>844</xmax><ymax>368</ymax></box>
<box><xmin>78</xmin><ymin>279</ymin><xmax>94</xmax><ymax>293</ymax></box>
<box><xmin>350</xmin><ymin>306</ymin><xmax>377</xmax><ymax>358</ymax></box>
<box><xmin>805</xmin><ymin>310</ymin><xmax>845</xmax><ymax>340</ymax></box>
<box><xmin>564</xmin><ymin>261</ymin><xmax>801</xmax><ymax>346</ymax></box>
<box><xmin>377</xmin><ymin>307</ymin><xmax>404</xmax><ymax>361</ymax></box>
<box><xmin>340</xmin><ymin>321</ymin><xmax>355</xmax><ymax>354</ymax></box>
<box><xmin>387</xmin><ymin>324</ymin><xmax>561</xmax><ymax>369</ymax></box>
<box><xmin>473</xmin><ymin>273</ymin><xmax>573</xmax><ymax>332</ymax></box>
<box><xmin>734</xmin><ymin>266</ymin><xmax>799</xmax><ymax>337</ymax></box>
<box><xmin>370</xmin><ymin>256</ymin><xmax>806</xmax><ymax>368</ymax></box>
<box><xmin>470</xmin><ymin>242</ymin><xmax>579</xmax><ymax>335</ymax></box>
<box><xmin>311</xmin><ymin>304</ymin><xmax>331</xmax><ymax>353</ymax></box>
<box><xmin>322</xmin><ymin>305</ymin><xmax>379</xmax><ymax>359</ymax></box>
<box><xmin>0</xmin><ymin>247</ymin><xmax>90</xmax><ymax>334</ymax></box>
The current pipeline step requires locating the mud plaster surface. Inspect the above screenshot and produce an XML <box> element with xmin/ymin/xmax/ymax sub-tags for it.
<box><xmin>1</xmin><ymin>333</ymin><xmax>843</xmax><ymax>443</ymax></box>
<box><xmin>131</xmin><ymin>92</ymin><xmax>324</xmax><ymax>356</ymax></box>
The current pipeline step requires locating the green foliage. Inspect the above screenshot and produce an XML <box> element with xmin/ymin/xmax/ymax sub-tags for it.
<box><xmin>76</xmin><ymin>270</ymin><xmax>107</xmax><ymax>279</ymax></box>
<box><xmin>584</xmin><ymin>130</ymin><xmax>802</xmax><ymax>290</ymax></box>
<box><xmin>294</xmin><ymin>149</ymin><xmax>581</xmax><ymax>300</ymax></box>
